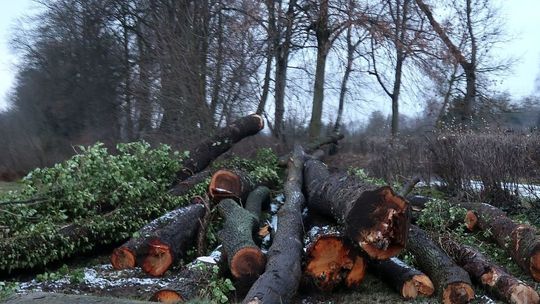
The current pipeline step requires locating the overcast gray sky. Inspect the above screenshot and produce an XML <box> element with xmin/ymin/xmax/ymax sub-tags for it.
<box><xmin>0</xmin><ymin>1</ymin><xmax>539</xmax><ymax>113</ymax></box>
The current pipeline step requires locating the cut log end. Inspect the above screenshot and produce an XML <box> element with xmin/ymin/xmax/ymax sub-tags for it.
<box><xmin>142</xmin><ymin>240</ymin><xmax>173</xmax><ymax>277</ymax></box>
<box><xmin>509</xmin><ymin>283</ymin><xmax>540</xmax><ymax>304</ymax></box>
<box><xmin>209</xmin><ymin>170</ymin><xmax>241</xmax><ymax>201</ymax></box>
<box><xmin>530</xmin><ymin>250</ymin><xmax>540</xmax><ymax>282</ymax></box>
<box><xmin>150</xmin><ymin>290</ymin><xmax>184</xmax><ymax>303</ymax></box>
<box><xmin>230</xmin><ymin>247</ymin><xmax>266</xmax><ymax>280</ymax></box>
<box><xmin>250</xmin><ymin>114</ymin><xmax>264</xmax><ymax>129</ymax></box>
<box><xmin>352</xmin><ymin>187</ymin><xmax>408</xmax><ymax>260</ymax></box>
<box><xmin>442</xmin><ymin>282</ymin><xmax>474</xmax><ymax>304</ymax></box>
<box><xmin>465</xmin><ymin>211</ymin><xmax>477</xmax><ymax>231</ymax></box>
<box><xmin>345</xmin><ymin>255</ymin><xmax>366</xmax><ymax>288</ymax></box>
<box><xmin>305</xmin><ymin>236</ymin><xmax>354</xmax><ymax>291</ymax></box>
<box><xmin>401</xmin><ymin>274</ymin><xmax>434</xmax><ymax>299</ymax></box>
<box><xmin>110</xmin><ymin>247</ymin><xmax>136</xmax><ymax>270</ymax></box>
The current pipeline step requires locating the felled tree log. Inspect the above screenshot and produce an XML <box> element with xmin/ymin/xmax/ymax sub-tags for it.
<box><xmin>243</xmin><ymin>146</ymin><xmax>305</xmax><ymax>304</ymax></box>
<box><xmin>303</xmin><ymin>225</ymin><xmax>366</xmax><ymax>291</ymax></box>
<box><xmin>245</xmin><ymin>186</ymin><xmax>271</xmax><ymax>217</ymax></box>
<box><xmin>174</xmin><ymin>114</ymin><xmax>264</xmax><ymax>183</ymax></box>
<box><xmin>151</xmin><ymin>246</ymin><xmax>225</xmax><ymax>302</ymax></box>
<box><xmin>111</xmin><ymin>197</ymin><xmax>206</xmax><ymax>270</ymax></box>
<box><xmin>217</xmin><ymin>198</ymin><xmax>266</xmax><ymax>283</ymax></box>
<box><xmin>369</xmin><ymin>257</ymin><xmax>434</xmax><ymax>300</ymax></box>
<box><xmin>278</xmin><ymin>133</ymin><xmax>344</xmax><ymax>166</ymax></box>
<box><xmin>140</xmin><ymin>203</ymin><xmax>206</xmax><ymax>276</ymax></box>
<box><xmin>303</xmin><ymin>159</ymin><xmax>409</xmax><ymax>260</ymax></box>
<box><xmin>407</xmin><ymin>225</ymin><xmax>474</xmax><ymax>304</ymax></box>
<box><xmin>461</xmin><ymin>202</ymin><xmax>540</xmax><ymax>282</ymax></box>
<box><xmin>440</xmin><ymin>235</ymin><xmax>539</xmax><ymax>304</ymax></box>
<box><xmin>209</xmin><ymin>168</ymin><xmax>270</xmax><ymax>202</ymax></box>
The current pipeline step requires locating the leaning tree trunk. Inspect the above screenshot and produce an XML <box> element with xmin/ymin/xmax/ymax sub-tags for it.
<box><xmin>461</xmin><ymin>202</ymin><xmax>540</xmax><ymax>281</ymax></box>
<box><xmin>111</xmin><ymin>197</ymin><xmax>205</xmax><ymax>270</ymax></box>
<box><xmin>174</xmin><ymin>114</ymin><xmax>264</xmax><ymax>183</ymax></box>
<box><xmin>303</xmin><ymin>224</ymin><xmax>366</xmax><ymax>292</ymax></box>
<box><xmin>369</xmin><ymin>257</ymin><xmax>434</xmax><ymax>300</ymax></box>
<box><xmin>304</xmin><ymin>159</ymin><xmax>409</xmax><ymax>259</ymax></box>
<box><xmin>243</xmin><ymin>145</ymin><xmax>305</xmax><ymax>304</ymax></box>
<box><xmin>406</xmin><ymin>225</ymin><xmax>474</xmax><ymax>304</ymax></box>
<box><xmin>140</xmin><ymin>204</ymin><xmax>206</xmax><ymax>277</ymax></box>
<box><xmin>440</xmin><ymin>235</ymin><xmax>539</xmax><ymax>304</ymax></box>
<box><xmin>217</xmin><ymin>198</ymin><xmax>266</xmax><ymax>284</ymax></box>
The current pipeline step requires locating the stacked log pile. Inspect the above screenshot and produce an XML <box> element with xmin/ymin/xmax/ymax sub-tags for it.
<box><xmin>6</xmin><ymin>113</ymin><xmax>540</xmax><ymax>304</ymax></box>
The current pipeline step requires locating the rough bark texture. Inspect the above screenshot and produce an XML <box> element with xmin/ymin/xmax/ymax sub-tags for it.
<box><xmin>369</xmin><ymin>257</ymin><xmax>434</xmax><ymax>300</ymax></box>
<box><xmin>304</xmin><ymin>159</ymin><xmax>409</xmax><ymax>259</ymax></box>
<box><xmin>460</xmin><ymin>202</ymin><xmax>540</xmax><ymax>281</ymax></box>
<box><xmin>217</xmin><ymin>198</ymin><xmax>265</xmax><ymax>282</ymax></box>
<box><xmin>243</xmin><ymin>146</ymin><xmax>305</xmax><ymax>304</ymax></box>
<box><xmin>245</xmin><ymin>186</ymin><xmax>271</xmax><ymax>217</ymax></box>
<box><xmin>303</xmin><ymin>225</ymin><xmax>366</xmax><ymax>291</ymax></box>
<box><xmin>111</xmin><ymin>197</ymin><xmax>205</xmax><ymax>270</ymax></box>
<box><xmin>406</xmin><ymin>225</ymin><xmax>474</xmax><ymax>304</ymax></box>
<box><xmin>173</xmin><ymin>114</ymin><xmax>264</xmax><ymax>183</ymax></box>
<box><xmin>141</xmin><ymin>203</ymin><xmax>206</xmax><ymax>276</ymax></box>
<box><xmin>440</xmin><ymin>235</ymin><xmax>539</xmax><ymax>304</ymax></box>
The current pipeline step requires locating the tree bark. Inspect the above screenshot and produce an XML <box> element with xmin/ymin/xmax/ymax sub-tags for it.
<box><xmin>242</xmin><ymin>145</ymin><xmax>305</xmax><ymax>304</ymax></box>
<box><xmin>440</xmin><ymin>235</ymin><xmax>539</xmax><ymax>304</ymax></box>
<box><xmin>460</xmin><ymin>202</ymin><xmax>540</xmax><ymax>281</ymax></box>
<box><xmin>217</xmin><ymin>199</ymin><xmax>265</xmax><ymax>283</ymax></box>
<box><xmin>110</xmin><ymin>197</ymin><xmax>205</xmax><ymax>270</ymax></box>
<box><xmin>308</xmin><ymin>0</ymin><xmax>330</xmax><ymax>140</ymax></box>
<box><xmin>272</xmin><ymin>0</ymin><xmax>296</xmax><ymax>140</ymax></box>
<box><xmin>277</xmin><ymin>132</ymin><xmax>344</xmax><ymax>166</ymax></box>
<box><xmin>174</xmin><ymin>114</ymin><xmax>264</xmax><ymax>183</ymax></box>
<box><xmin>140</xmin><ymin>203</ymin><xmax>206</xmax><ymax>276</ymax></box>
<box><xmin>304</xmin><ymin>159</ymin><xmax>409</xmax><ymax>259</ymax></box>
<box><xmin>369</xmin><ymin>257</ymin><xmax>434</xmax><ymax>300</ymax></box>
<box><xmin>303</xmin><ymin>225</ymin><xmax>366</xmax><ymax>291</ymax></box>
<box><xmin>245</xmin><ymin>186</ymin><xmax>271</xmax><ymax>217</ymax></box>
<box><xmin>406</xmin><ymin>225</ymin><xmax>474</xmax><ymax>304</ymax></box>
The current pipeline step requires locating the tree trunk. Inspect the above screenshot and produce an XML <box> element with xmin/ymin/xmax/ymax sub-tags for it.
<box><xmin>245</xmin><ymin>186</ymin><xmax>271</xmax><ymax>217</ymax></box>
<box><xmin>460</xmin><ymin>202</ymin><xmax>540</xmax><ymax>281</ymax></box>
<box><xmin>308</xmin><ymin>0</ymin><xmax>330</xmax><ymax>140</ymax></box>
<box><xmin>304</xmin><ymin>159</ymin><xmax>409</xmax><ymax>259</ymax></box>
<box><xmin>110</xmin><ymin>197</ymin><xmax>205</xmax><ymax>270</ymax></box>
<box><xmin>217</xmin><ymin>198</ymin><xmax>265</xmax><ymax>283</ymax></box>
<box><xmin>242</xmin><ymin>145</ymin><xmax>305</xmax><ymax>304</ymax></box>
<box><xmin>174</xmin><ymin>114</ymin><xmax>264</xmax><ymax>183</ymax></box>
<box><xmin>369</xmin><ymin>257</ymin><xmax>434</xmax><ymax>300</ymax></box>
<box><xmin>272</xmin><ymin>0</ymin><xmax>296</xmax><ymax>140</ymax></box>
<box><xmin>440</xmin><ymin>235</ymin><xmax>539</xmax><ymax>304</ymax></box>
<box><xmin>406</xmin><ymin>225</ymin><xmax>474</xmax><ymax>304</ymax></box>
<box><xmin>140</xmin><ymin>203</ymin><xmax>206</xmax><ymax>276</ymax></box>
<box><xmin>277</xmin><ymin>132</ymin><xmax>344</xmax><ymax>166</ymax></box>
<box><xmin>303</xmin><ymin>225</ymin><xmax>366</xmax><ymax>291</ymax></box>
<box><xmin>208</xmin><ymin>168</ymin><xmax>274</xmax><ymax>203</ymax></box>
<box><xmin>414</xmin><ymin>0</ymin><xmax>475</xmax><ymax>123</ymax></box>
